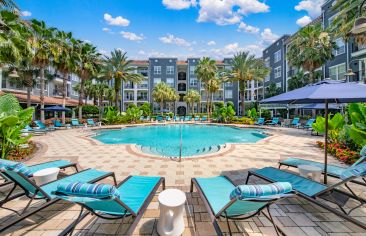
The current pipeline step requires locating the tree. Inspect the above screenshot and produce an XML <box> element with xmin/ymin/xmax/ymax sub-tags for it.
<box><xmin>52</xmin><ymin>30</ymin><xmax>80</xmax><ymax>123</ymax></box>
<box><xmin>102</xmin><ymin>50</ymin><xmax>143</xmax><ymax>111</ymax></box>
<box><xmin>266</xmin><ymin>82</ymin><xmax>282</xmax><ymax>97</ymax></box>
<box><xmin>230</xmin><ymin>51</ymin><xmax>269</xmax><ymax>116</ymax></box>
<box><xmin>16</xmin><ymin>60</ymin><xmax>38</xmax><ymax>107</ymax></box>
<box><xmin>152</xmin><ymin>82</ymin><xmax>176</xmax><ymax>114</ymax></box>
<box><xmin>75</xmin><ymin>42</ymin><xmax>101</xmax><ymax>120</ymax></box>
<box><xmin>331</xmin><ymin>0</ymin><xmax>366</xmax><ymax>45</ymax></box>
<box><xmin>184</xmin><ymin>89</ymin><xmax>201</xmax><ymax>115</ymax></box>
<box><xmin>139</xmin><ymin>102</ymin><xmax>151</xmax><ymax>116</ymax></box>
<box><xmin>287</xmin><ymin>23</ymin><xmax>336</xmax><ymax>83</ymax></box>
<box><xmin>30</xmin><ymin>19</ymin><xmax>56</xmax><ymax>122</ymax></box>
<box><xmin>195</xmin><ymin>57</ymin><xmax>217</xmax><ymax>118</ymax></box>
<box><xmin>0</xmin><ymin>0</ymin><xmax>17</xmax><ymax>10</ymax></box>
<box><xmin>287</xmin><ymin>71</ymin><xmax>310</xmax><ymax>91</ymax></box>
<box><xmin>206</xmin><ymin>78</ymin><xmax>221</xmax><ymax>116</ymax></box>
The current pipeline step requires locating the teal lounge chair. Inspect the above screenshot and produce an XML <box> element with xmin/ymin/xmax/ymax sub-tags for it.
<box><xmin>139</xmin><ymin>116</ymin><xmax>145</xmax><ymax>122</ymax></box>
<box><xmin>146</xmin><ymin>116</ymin><xmax>150</xmax><ymax>122</ymax></box>
<box><xmin>174</xmin><ymin>116</ymin><xmax>179</xmax><ymax>122</ymax></box>
<box><xmin>191</xmin><ymin>176</ymin><xmax>293</xmax><ymax>235</ymax></box>
<box><xmin>247</xmin><ymin>163</ymin><xmax>366</xmax><ymax>230</ymax></box>
<box><xmin>71</xmin><ymin>119</ymin><xmax>84</xmax><ymax>128</ymax></box>
<box><xmin>0</xmin><ymin>165</ymin><xmax>115</xmax><ymax>232</ymax></box>
<box><xmin>279</xmin><ymin>146</ymin><xmax>366</xmax><ymax>186</ymax></box>
<box><xmin>201</xmin><ymin>116</ymin><xmax>207</xmax><ymax>122</ymax></box>
<box><xmin>0</xmin><ymin>159</ymin><xmax>78</xmax><ymax>188</ymax></box>
<box><xmin>55</xmin><ymin>176</ymin><xmax>165</xmax><ymax>236</ymax></box>
<box><xmin>285</xmin><ymin>117</ymin><xmax>300</xmax><ymax>127</ymax></box>
<box><xmin>165</xmin><ymin>116</ymin><xmax>171</xmax><ymax>121</ymax></box>
<box><xmin>194</xmin><ymin>116</ymin><xmax>200</xmax><ymax>122</ymax></box>
<box><xmin>34</xmin><ymin>120</ymin><xmax>55</xmax><ymax>131</ymax></box>
<box><xmin>254</xmin><ymin>117</ymin><xmax>265</xmax><ymax>125</ymax></box>
<box><xmin>266</xmin><ymin>117</ymin><xmax>279</xmax><ymax>126</ymax></box>
<box><xmin>87</xmin><ymin>119</ymin><xmax>97</xmax><ymax>126</ymax></box>
<box><xmin>301</xmin><ymin>118</ymin><xmax>315</xmax><ymax>129</ymax></box>
<box><xmin>180</xmin><ymin>116</ymin><xmax>185</xmax><ymax>121</ymax></box>
<box><xmin>22</xmin><ymin>125</ymin><xmax>47</xmax><ymax>135</ymax></box>
<box><xmin>184</xmin><ymin>116</ymin><xmax>192</xmax><ymax>122</ymax></box>
<box><xmin>53</xmin><ymin>120</ymin><xmax>66</xmax><ymax>129</ymax></box>
<box><xmin>157</xmin><ymin>116</ymin><xmax>164</xmax><ymax>122</ymax></box>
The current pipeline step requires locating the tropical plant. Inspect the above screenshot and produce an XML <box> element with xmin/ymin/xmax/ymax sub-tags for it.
<box><xmin>152</xmin><ymin>82</ymin><xmax>177</xmax><ymax>114</ymax></box>
<box><xmin>184</xmin><ymin>89</ymin><xmax>201</xmax><ymax>115</ymax></box>
<box><xmin>75</xmin><ymin>42</ymin><xmax>101</xmax><ymax>119</ymax></box>
<box><xmin>331</xmin><ymin>0</ymin><xmax>366</xmax><ymax>45</ymax></box>
<box><xmin>102</xmin><ymin>50</ymin><xmax>143</xmax><ymax>111</ymax></box>
<box><xmin>287</xmin><ymin>22</ymin><xmax>336</xmax><ymax>83</ymax></box>
<box><xmin>266</xmin><ymin>82</ymin><xmax>282</xmax><ymax>98</ymax></box>
<box><xmin>312</xmin><ymin>113</ymin><xmax>346</xmax><ymax>142</ymax></box>
<box><xmin>0</xmin><ymin>94</ymin><xmax>34</xmax><ymax>158</ymax></box>
<box><xmin>29</xmin><ymin>19</ymin><xmax>56</xmax><ymax>122</ymax></box>
<box><xmin>213</xmin><ymin>102</ymin><xmax>235</xmax><ymax>123</ymax></box>
<box><xmin>347</xmin><ymin>103</ymin><xmax>366</xmax><ymax>147</ymax></box>
<box><xmin>287</xmin><ymin>71</ymin><xmax>311</xmax><ymax>91</ymax></box>
<box><xmin>139</xmin><ymin>102</ymin><xmax>151</xmax><ymax>116</ymax></box>
<box><xmin>247</xmin><ymin>108</ymin><xmax>258</xmax><ymax>120</ymax></box>
<box><xmin>126</xmin><ymin>106</ymin><xmax>143</xmax><ymax>123</ymax></box>
<box><xmin>229</xmin><ymin>51</ymin><xmax>269</xmax><ymax>116</ymax></box>
<box><xmin>195</xmin><ymin>57</ymin><xmax>217</xmax><ymax>118</ymax></box>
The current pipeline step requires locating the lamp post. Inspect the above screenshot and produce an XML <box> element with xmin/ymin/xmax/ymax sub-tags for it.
<box><xmin>8</xmin><ymin>69</ymin><xmax>19</xmax><ymax>78</ymax></box>
<box><xmin>345</xmin><ymin>69</ymin><xmax>356</xmax><ymax>82</ymax></box>
<box><xmin>351</xmin><ymin>0</ymin><xmax>366</xmax><ymax>38</ymax></box>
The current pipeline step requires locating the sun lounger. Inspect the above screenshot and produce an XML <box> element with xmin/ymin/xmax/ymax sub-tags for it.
<box><xmin>201</xmin><ymin>116</ymin><xmax>207</xmax><ymax>122</ymax></box>
<box><xmin>55</xmin><ymin>176</ymin><xmax>165</xmax><ymax>236</ymax></box>
<box><xmin>34</xmin><ymin>120</ymin><xmax>55</xmax><ymax>131</ymax></box>
<box><xmin>265</xmin><ymin>117</ymin><xmax>279</xmax><ymax>126</ymax></box>
<box><xmin>254</xmin><ymin>117</ymin><xmax>265</xmax><ymax>125</ymax></box>
<box><xmin>22</xmin><ymin>125</ymin><xmax>47</xmax><ymax>135</ymax></box>
<box><xmin>87</xmin><ymin>119</ymin><xmax>97</xmax><ymax>127</ymax></box>
<box><xmin>53</xmin><ymin>120</ymin><xmax>66</xmax><ymax>129</ymax></box>
<box><xmin>247</xmin><ymin>163</ymin><xmax>366</xmax><ymax>229</ymax></box>
<box><xmin>191</xmin><ymin>176</ymin><xmax>293</xmax><ymax>235</ymax></box>
<box><xmin>301</xmin><ymin>118</ymin><xmax>315</xmax><ymax>129</ymax></box>
<box><xmin>71</xmin><ymin>119</ymin><xmax>84</xmax><ymax>128</ymax></box>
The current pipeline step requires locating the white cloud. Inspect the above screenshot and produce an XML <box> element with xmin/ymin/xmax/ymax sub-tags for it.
<box><xmin>21</xmin><ymin>11</ymin><xmax>32</xmax><ymax>17</ymax></box>
<box><xmin>162</xmin><ymin>0</ymin><xmax>197</xmax><ymax>10</ymax></box>
<box><xmin>138</xmin><ymin>50</ymin><xmax>146</xmax><ymax>55</ymax></box>
<box><xmin>159</xmin><ymin>34</ymin><xmax>191</xmax><ymax>47</ymax></box>
<box><xmin>207</xmin><ymin>40</ymin><xmax>216</xmax><ymax>46</ymax></box>
<box><xmin>120</xmin><ymin>31</ymin><xmax>144</xmax><ymax>42</ymax></box>
<box><xmin>104</xmin><ymin>13</ymin><xmax>130</xmax><ymax>26</ymax></box>
<box><xmin>102</xmin><ymin>27</ymin><xmax>111</xmax><ymax>32</ymax></box>
<box><xmin>208</xmin><ymin>42</ymin><xmax>264</xmax><ymax>58</ymax></box>
<box><xmin>295</xmin><ymin>0</ymin><xmax>325</xmax><ymax>18</ymax></box>
<box><xmin>237</xmin><ymin>22</ymin><xmax>260</xmax><ymax>34</ymax></box>
<box><xmin>260</xmin><ymin>28</ymin><xmax>279</xmax><ymax>43</ymax></box>
<box><xmin>296</xmin><ymin>15</ymin><xmax>312</xmax><ymax>27</ymax></box>
<box><xmin>197</xmin><ymin>0</ymin><xmax>269</xmax><ymax>26</ymax></box>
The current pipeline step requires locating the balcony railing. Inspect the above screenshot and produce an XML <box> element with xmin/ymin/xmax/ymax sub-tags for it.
<box><xmin>53</xmin><ymin>89</ymin><xmax>70</xmax><ymax>97</ymax></box>
<box><xmin>124</xmin><ymin>96</ymin><xmax>134</xmax><ymax>101</ymax></box>
<box><xmin>137</xmin><ymin>84</ymin><xmax>148</xmax><ymax>89</ymax></box>
<box><xmin>124</xmin><ymin>84</ymin><xmax>134</xmax><ymax>89</ymax></box>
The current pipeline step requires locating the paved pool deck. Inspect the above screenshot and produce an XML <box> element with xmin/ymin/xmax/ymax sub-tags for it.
<box><xmin>1</xmin><ymin>124</ymin><xmax>366</xmax><ymax>235</ymax></box>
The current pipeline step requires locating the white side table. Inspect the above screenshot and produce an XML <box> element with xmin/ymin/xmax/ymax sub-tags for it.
<box><xmin>157</xmin><ymin>189</ymin><xmax>186</xmax><ymax>236</ymax></box>
<box><xmin>33</xmin><ymin>167</ymin><xmax>60</xmax><ymax>186</ymax></box>
<box><xmin>298</xmin><ymin>165</ymin><xmax>322</xmax><ymax>182</ymax></box>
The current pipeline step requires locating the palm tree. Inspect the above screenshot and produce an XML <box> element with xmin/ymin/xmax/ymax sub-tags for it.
<box><xmin>102</xmin><ymin>50</ymin><xmax>143</xmax><ymax>111</ymax></box>
<box><xmin>104</xmin><ymin>87</ymin><xmax>115</xmax><ymax>106</ymax></box>
<box><xmin>266</xmin><ymin>83</ymin><xmax>282</xmax><ymax>97</ymax></box>
<box><xmin>331</xmin><ymin>0</ymin><xmax>366</xmax><ymax>44</ymax></box>
<box><xmin>206</xmin><ymin>78</ymin><xmax>221</xmax><ymax>115</ymax></box>
<box><xmin>195</xmin><ymin>57</ymin><xmax>217</xmax><ymax>118</ymax></box>
<box><xmin>230</xmin><ymin>51</ymin><xmax>269</xmax><ymax>116</ymax></box>
<box><xmin>287</xmin><ymin>22</ymin><xmax>336</xmax><ymax>83</ymax></box>
<box><xmin>167</xmin><ymin>88</ymin><xmax>179</xmax><ymax>113</ymax></box>
<box><xmin>75</xmin><ymin>42</ymin><xmax>101</xmax><ymax>119</ymax></box>
<box><xmin>17</xmin><ymin>60</ymin><xmax>38</xmax><ymax>107</ymax></box>
<box><xmin>152</xmin><ymin>82</ymin><xmax>171</xmax><ymax>114</ymax></box>
<box><xmin>52</xmin><ymin>30</ymin><xmax>80</xmax><ymax>123</ymax></box>
<box><xmin>30</xmin><ymin>19</ymin><xmax>56</xmax><ymax>122</ymax></box>
<box><xmin>184</xmin><ymin>89</ymin><xmax>201</xmax><ymax>115</ymax></box>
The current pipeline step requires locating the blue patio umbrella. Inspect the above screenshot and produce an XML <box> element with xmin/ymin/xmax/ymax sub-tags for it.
<box><xmin>42</xmin><ymin>105</ymin><xmax>71</xmax><ymax>112</ymax></box>
<box><xmin>300</xmin><ymin>103</ymin><xmax>342</xmax><ymax>109</ymax></box>
<box><xmin>261</xmin><ymin>80</ymin><xmax>366</xmax><ymax>183</ymax></box>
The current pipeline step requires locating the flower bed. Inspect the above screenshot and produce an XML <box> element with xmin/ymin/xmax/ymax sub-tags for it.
<box><xmin>316</xmin><ymin>141</ymin><xmax>360</xmax><ymax>164</ymax></box>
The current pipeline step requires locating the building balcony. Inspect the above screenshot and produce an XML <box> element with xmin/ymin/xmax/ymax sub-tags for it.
<box><xmin>124</xmin><ymin>96</ymin><xmax>134</xmax><ymax>101</ymax></box>
<box><xmin>124</xmin><ymin>84</ymin><xmax>134</xmax><ymax>89</ymax></box>
<box><xmin>53</xmin><ymin>89</ymin><xmax>70</xmax><ymax>97</ymax></box>
<box><xmin>351</xmin><ymin>44</ymin><xmax>366</xmax><ymax>58</ymax></box>
<box><xmin>137</xmin><ymin>95</ymin><xmax>148</xmax><ymax>101</ymax></box>
<box><xmin>137</xmin><ymin>84</ymin><xmax>148</xmax><ymax>89</ymax></box>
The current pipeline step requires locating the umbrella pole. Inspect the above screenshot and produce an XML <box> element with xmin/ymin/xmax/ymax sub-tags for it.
<box><xmin>324</xmin><ymin>100</ymin><xmax>329</xmax><ymax>184</ymax></box>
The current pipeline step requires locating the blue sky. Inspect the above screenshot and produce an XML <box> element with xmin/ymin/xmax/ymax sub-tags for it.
<box><xmin>17</xmin><ymin>0</ymin><xmax>325</xmax><ymax>59</ymax></box>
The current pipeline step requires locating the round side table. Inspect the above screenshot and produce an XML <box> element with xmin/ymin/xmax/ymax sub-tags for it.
<box><xmin>33</xmin><ymin>167</ymin><xmax>60</xmax><ymax>186</ymax></box>
<box><xmin>157</xmin><ymin>189</ymin><xmax>186</xmax><ymax>236</ymax></box>
<box><xmin>298</xmin><ymin>165</ymin><xmax>322</xmax><ymax>182</ymax></box>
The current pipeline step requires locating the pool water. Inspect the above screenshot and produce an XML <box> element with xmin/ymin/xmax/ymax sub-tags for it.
<box><xmin>93</xmin><ymin>124</ymin><xmax>267</xmax><ymax>157</ymax></box>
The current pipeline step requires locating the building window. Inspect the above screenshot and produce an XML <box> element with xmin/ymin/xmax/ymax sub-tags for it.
<box><xmin>166</xmin><ymin>66</ymin><xmax>174</xmax><ymax>75</ymax></box>
<box><xmin>166</xmin><ymin>78</ymin><xmax>174</xmax><ymax>87</ymax></box>
<box><xmin>154</xmin><ymin>66</ymin><xmax>161</xmax><ymax>75</ymax></box>
<box><xmin>274</xmin><ymin>66</ymin><xmax>282</xmax><ymax>78</ymax></box>
<box><xmin>189</xmin><ymin>66</ymin><xmax>195</xmax><ymax>75</ymax></box>
<box><xmin>189</xmin><ymin>77</ymin><xmax>198</xmax><ymax>86</ymax></box>
<box><xmin>72</xmin><ymin>90</ymin><xmax>78</xmax><ymax>96</ymax></box>
<box><xmin>276</xmin><ymin>82</ymin><xmax>282</xmax><ymax>88</ymax></box>
<box><xmin>137</xmin><ymin>79</ymin><xmax>148</xmax><ymax>89</ymax></box>
<box><xmin>274</xmin><ymin>50</ymin><xmax>281</xmax><ymax>63</ymax></box>
<box><xmin>264</xmin><ymin>57</ymin><xmax>270</xmax><ymax>67</ymax></box>
<box><xmin>329</xmin><ymin>63</ymin><xmax>346</xmax><ymax>80</ymax></box>
<box><xmin>333</xmin><ymin>38</ymin><xmax>345</xmax><ymax>56</ymax></box>
<box><xmin>36</xmin><ymin>80</ymin><xmax>48</xmax><ymax>91</ymax></box>
<box><xmin>225</xmin><ymin>81</ymin><xmax>233</xmax><ymax>87</ymax></box>
<box><xmin>153</xmin><ymin>78</ymin><xmax>161</xmax><ymax>85</ymax></box>
<box><xmin>225</xmin><ymin>90</ymin><xmax>233</xmax><ymax>99</ymax></box>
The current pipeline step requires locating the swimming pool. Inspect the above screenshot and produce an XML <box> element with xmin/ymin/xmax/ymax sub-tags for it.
<box><xmin>93</xmin><ymin>124</ymin><xmax>267</xmax><ymax>157</ymax></box>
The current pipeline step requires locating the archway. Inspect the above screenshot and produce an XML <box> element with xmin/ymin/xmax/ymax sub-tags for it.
<box><xmin>178</xmin><ymin>72</ymin><xmax>186</xmax><ymax>80</ymax></box>
<box><xmin>177</xmin><ymin>106</ymin><xmax>186</xmax><ymax>116</ymax></box>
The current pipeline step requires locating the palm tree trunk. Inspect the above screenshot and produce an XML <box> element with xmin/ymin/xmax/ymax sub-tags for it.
<box><xmin>160</xmin><ymin>101</ymin><xmax>164</xmax><ymax>115</ymax></box>
<box><xmin>26</xmin><ymin>87</ymin><xmax>31</xmax><ymax>108</ymax></box>
<box><xmin>206</xmin><ymin>90</ymin><xmax>209</xmax><ymax>119</ymax></box>
<box><xmin>40</xmin><ymin>67</ymin><xmax>45</xmax><ymax>122</ymax></box>
<box><xmin>62</xmin><ymin>73</ymin><xmax>68</xmax><ymax>124</ymax></box>
<box><xmin>78</xmin><ymin>78</ymin><xmax>85</xmax><ymax>120</ymax></box>
<box><xmin>240</xmin><ymin>81</ymin><xmax>245</xmax><ymax>116</ymax></box>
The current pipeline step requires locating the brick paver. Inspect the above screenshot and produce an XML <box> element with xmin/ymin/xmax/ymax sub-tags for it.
<box><xmin>0</xmin><ymin>124</ymin><xmax>365</xmax><ymax>235</ymax></box>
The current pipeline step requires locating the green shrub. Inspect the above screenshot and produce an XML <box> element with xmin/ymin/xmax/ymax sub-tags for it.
<box><xmin>139</xmin><ymin>102</ymin><xmax>151</xmax><ymax>116</ymax></box>
<box><xmin>81</xmin><ymin>105</ymin><xmax>99</xmax><ymax>117</ymax></box>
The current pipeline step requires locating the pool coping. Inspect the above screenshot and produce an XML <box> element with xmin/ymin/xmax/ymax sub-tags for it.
<box><xmin>79</xmin><ymin>123</ymin><xmax>277</xmax><ymax>161</ymax></box>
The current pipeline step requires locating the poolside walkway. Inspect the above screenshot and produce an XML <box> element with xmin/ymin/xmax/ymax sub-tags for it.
<box><xmin>1</xmin><ymin>125</ymin><xmax>366</xmax><ymax>235</ymax></box>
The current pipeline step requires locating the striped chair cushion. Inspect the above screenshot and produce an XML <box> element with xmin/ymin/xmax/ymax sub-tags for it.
<box><xmin>56</xmin><ymin>182</ymin><xmax>120</xmax><ymax>199</ymax></box>
<box><xmin>5</xmin><ymin>162</ymin><xmax>33</xmax><ymax>177</ymax></box>
<box><xmin>340</xmin><ymin>162</ymin><xmax>366</xmax><ymax>180</ymax></box>
<box><xmin>230</xmin><ymin>182</ymin><xmax>292</xmax><ymax>200</ymax></box>
<box><xmin>0</xmin><ymin>159</ymin><xmax>18</xmax><ymax>170</ymax></box>
<box><xmin>361</xmin><ymin>145</ymin><xmax>366</xmax><ymax>157</ymax></box>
